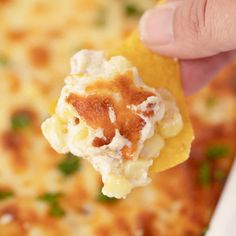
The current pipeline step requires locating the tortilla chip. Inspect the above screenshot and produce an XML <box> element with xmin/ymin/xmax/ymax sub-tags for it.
<box><xmin>110</xmin><ymin>31</ymin><xmax>194</xmax><ymax>172</ymax></box>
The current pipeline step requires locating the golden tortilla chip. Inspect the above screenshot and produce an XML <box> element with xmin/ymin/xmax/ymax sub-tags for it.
<box><xmin>110</xmin><ymin>31</ymin><xmax>194</xmax><ymax>172</ymax></box>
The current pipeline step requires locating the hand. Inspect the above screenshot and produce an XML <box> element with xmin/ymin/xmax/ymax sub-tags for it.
<box><xmin>139</xmin><ymin>0</ymin><xmax>236</xmax><ymax>95</ymax></box>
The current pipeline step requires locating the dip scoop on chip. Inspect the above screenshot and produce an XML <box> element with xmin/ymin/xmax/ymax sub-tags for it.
<box><xmin>41</xmin><ymin>32</ymin><xmax>194</xmax><ymax>199</ymax></box>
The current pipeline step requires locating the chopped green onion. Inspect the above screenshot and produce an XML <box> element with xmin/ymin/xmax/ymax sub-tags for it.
<box><xmin>198</xmin><ymin>161</ymin><xmax>211</xmax><ymax>186</ymax></box>
<box><xmin>38</xmin><ymin>192</ymin><xmax>63</xmax><ymax>204</ymax></box>
<box><xmin>207</xmin><ymin>145</ymin><xmax>230</xmax><ymax>159</ymax></box>
<box><xmin>94</xmin><ymin>6</ymin><xmax>107</xmax><ymax>27</ymax></box>
<box><xmin>0</xmin><ymin>55</ymin><xmax>8</xmax><ymax>66</ymax></box>
<box><xmin>124</xmin><ymin>4</ymin><xmax>142</xmax><ymax>17</ymax></box>
<box><xmin>202</xmin><ymin>226</ymin><xmax>209</xmax><ymax>235</ymax></box>
<box><xmin>58</xmin><ymin>153</ymin><xmax>80</xmax><ymax>176</ymax></box>
<box><xmin>11</xmin><ymin>114</ymin><xmax>32</xmax><ymax>130</ymax></box>
<box><xmin>214</xmin><ymin>170</ymin><xmax>226</xmax><ymax>181</ymax></box>
<box><xmin>38</xmin><ymin>192</ymin><xmax>65</xmax><ymax>218</ymax></box>
<box><xmin>97</xmin><ymin>191</ymin><xmax>118</xmax><ymax>203</ymax></box>
<box><xmin>0</xmin><ymin>191</ymin><xmax>14</xmax><ymax>201</ymax></box>
<box><xmin>206</xmin><ymin>96</ymin><xmax>217</xmax><ymax>107</ymax></box>
<box><xmin>49</xmin><ymin>203</ymin><xmax>65</xmax><ymax>217</ymax></box>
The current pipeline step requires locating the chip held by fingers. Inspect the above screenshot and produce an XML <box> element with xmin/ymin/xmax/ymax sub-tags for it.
<box><xmin>41</xmin><ymin>32</ymin><xmax>194</xmax><ymax>199</ymax></box>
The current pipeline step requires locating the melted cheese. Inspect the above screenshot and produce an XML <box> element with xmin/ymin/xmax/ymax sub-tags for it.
<box><xmin>1</xmin><ymin>0</ymin><xmax>233</xmax><ymax>235</ymax></box>
<box><xmin>42</xmin><ymin>50</ymin><xmax>183</xmax><ymax>198</ymax></box>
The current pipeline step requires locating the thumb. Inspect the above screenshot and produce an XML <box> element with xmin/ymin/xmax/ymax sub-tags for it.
<box><xmin>139</xmin><ymin>0</ymin><xmax>236</xmax><ymax>59</ymax></box>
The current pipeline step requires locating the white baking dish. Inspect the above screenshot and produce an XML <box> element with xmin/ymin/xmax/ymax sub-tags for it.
<box><xmin>207</xmin><ymin>158</ymin><xmax>236</xmax><ymax>236</ymax></box>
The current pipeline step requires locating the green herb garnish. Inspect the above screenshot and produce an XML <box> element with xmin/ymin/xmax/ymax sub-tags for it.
<box><xmin>0</xmin><ymin>191</ymin><xmax>14</xmax><ymax>201</ymax></box>
<box><xmin>58</xmin><ymin>153</ymin><xmax>80</xmax><ymax>176</ymax></box>
<box><xmin>202</xmin><ymin>226</ymin><xmax>209</xmax><ymax>235</ymax></box>
<box><xmin>38</xmin><ymin>192</ymin><xmax>63</xmax><ymax>204</ymax></box>
<box><xmin>11</xmin><ymin>113</ymin><xmax>32</xmax><ymax>130</ymax></box>
<box><xmin>49</xmin><ymin>203</ymin><xmax>65</xmax><ymax>217</ymax></box>
<box><xmin>206</xmin><ymin>96</ymin><xmax>217</xmax><ymax>107</ymax></box>
<box><xmin>97</xmin><ymin>191</ymin><xmax>118</xmax><ymax>203</ymax></box>
<box><xmin>198</xmin><ymin>161</ymin><xmax>211</xmax><ymax>186</ymax></box>
<box><xmin>94</xmin><ymin>6</ymin><xmax>107</xmax><ymax>27</ymax></box>
<box><xmin>214</xmin><ymin>170</ymin><xmax>226</xmax><ymax>181</ymax></box>
<box><xmin>38</xmin><ymin>192</ymin><xmax>65</xmax><ymax>218</ymax></box>
<box><xmin>124</xmin><ymin>4</ymin><xmax>142</xmax><ymax>17</ymax></box>
<box><xmin>0</xmin><ymin>55</ymin><xmax>8</xmax><ymax>66</ymax></box>
<box><xmin>207</xmin><ymin>145</ymin><xmax>230</xmax><ymax>159</ymax></box>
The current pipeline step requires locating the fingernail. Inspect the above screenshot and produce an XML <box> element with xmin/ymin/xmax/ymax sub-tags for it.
<box><xmin>139</xmin><ymin>4</ymin><xmax>177</xmax><ymax>46</ymax></box>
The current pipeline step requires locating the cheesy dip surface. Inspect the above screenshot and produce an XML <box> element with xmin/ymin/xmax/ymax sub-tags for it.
<box><xmin>1</xmin><ymin>0</ymin><xmax>235</xmax><ymax>235</ymax></box>
<box><xmin>42</xmin><ymin>50</ymin><xmax>183</xmax><ymax>198</ymax></box>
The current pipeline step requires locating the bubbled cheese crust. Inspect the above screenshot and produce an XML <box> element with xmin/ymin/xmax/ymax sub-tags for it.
<box><xmin>42</xmin><ymin>50</ymin><xmax>183</xmax><ymax>198</ymax></box>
